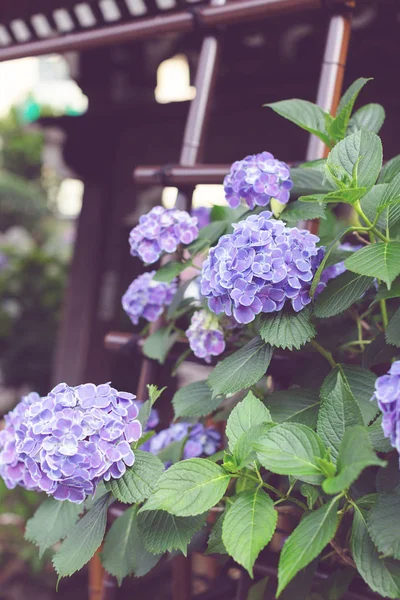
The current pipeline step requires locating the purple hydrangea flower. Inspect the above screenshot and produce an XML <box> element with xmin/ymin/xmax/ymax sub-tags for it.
<box><xmin>373</xmin><ymin>362</ymin><xmax>400</xmax><ymax>451</ymax></box>
<box><xmin>142</xmin><ymin>422</ymin><xmax>220</xmax><ymax>462</ymax></box>
<box><xmin>129</xmin><ymin>206</ymin><xmax>199</xmax><ymax>264</ymax></box>
<box><xmin>0</xmin><ymin>383</ymin><xmax>142</xmax><ymax>503</ymax></box>
<box><xmin>224</xmin><ymin>152</ymin><xmax>293</xmax><ymax>209</ymax></box>
<box><xmin>186</xmin><ymin>310</ymin><xmax>225</xmax><ymax>363</ymax></box>
<box><xmin>191</xmin><ymin>207</ymin><xmax>211</xmax><ymax>229</ymax></box>
<box><xmin>122</xmin><ymin>271</ymin><xmax>177</xmax><ymax>325</ymax></box>
<box><xmin>200</xmin><ymin>211</ymin><xmax>323</xmax><ymax>323</ymax></box>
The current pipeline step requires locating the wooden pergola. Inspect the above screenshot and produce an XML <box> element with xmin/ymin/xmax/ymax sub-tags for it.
<box><xmin>1</xmin><ymin>0</ymin><xmax>398</xmax><ymax>598</ymax></box>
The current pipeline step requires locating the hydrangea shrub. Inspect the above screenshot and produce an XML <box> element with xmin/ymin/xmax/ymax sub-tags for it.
<box><xmin>3</xmin><ymin>78</ymin><xmax>400</xmax><ymax>598</ymax></box>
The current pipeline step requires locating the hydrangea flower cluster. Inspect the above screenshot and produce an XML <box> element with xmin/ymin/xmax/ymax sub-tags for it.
<box><xmin>373</xmin><ymin>362</ymin><xmax>400</xmax><ymax>451</ymax></box>
<box><xmin>129</xmin><ymin>206</ymin><xmax>199</xmax><ymax>264</ymax></box>
<box><xmin>186</xmin><ymin>310</ymin><xmax>225</xmax><ymax>363</ymax></box>
<box><xmin>0</xmin><ymin>383</ymin><xmax>142</xmax><ymax>503</ymax></box>
<box><xmin>122</xmin><ymin>271</ymin><xmax>177</xmax><ymax>325</ymax></box>
<box><xmin>142</xmin><ymin>422</ymin><xmax>220</xmax><ymax>463</ymax></box>
<box><xmin>224</xmin><ymin>151</ymin><xmax>293</xmax><ymax>209</ymax></box>
<box><xmin>191</xmin><ymin>206</ymin><xmax>211</xmax><ymax>229</ymax></box>
<box><xmin>200</xmin><ymin>210</ymin><xmax>324</xmax><ymax>323</ymax></box>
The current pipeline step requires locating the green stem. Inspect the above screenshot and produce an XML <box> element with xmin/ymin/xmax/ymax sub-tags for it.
<box><xmin>380</xmin><ymin>299</ymin><xmax>389</xmax><ymax>330</ymax></box>
<box><xmin>310</xmin><ymin>339</ymin><xmax>337</xmax><ymax>368</ymax></box>
<box><xmin>354</xmin><ymin>201</ymin><xmax>389</xmax><ymax>242</ymax></box>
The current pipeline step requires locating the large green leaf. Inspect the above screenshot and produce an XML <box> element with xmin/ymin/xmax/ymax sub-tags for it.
<box><xmin>339</xmin><ymin>365</ymin><xmax>380</xmax><ymax>425</ymax></box>
<box><xmin>206</xmin><ymin>512</ymin><xmax>227</xmax><ymax>555</ymax></box>
<box><xmin>226</xmin><ymin>391</ymin><xmax>272</xmax><ymax>452</ymax></box>
<box><xmin>351</xmin><ymin>506</ymin><xmax>400</xmax><ymax>599</ymax></box>
<box><xmin>277</xmin><ymin>497</ymin><xmax>340</xmax><ymax>596</ymax></box>
<box><xmin>142</xmin><ymin>327</ymin><xmax>177</xmax><ymax>364</ymax></box>
<box><xmin>314</xmin><ymin>272</ymin><xmax>373</xmax><ymax>318</ymax></box>
<box><xmin>208</xmin><ymin>337</ymin><xmax>272</xmax><ymax>397</ymax></box>
<box><xmin>386</xmin><ymin>306</ymin><xmax>400</xmax><ymax>347</ymax></box>
<box><xmin>317</xmin><ymin>369</ymin><xmax>364</xmax><ymax>462</ymax></box>
<box><xmin>345</xmin><ymin>242</ymin><xmax>400</xmax><ymax>289</ymax></box>
<box><xmin>326</xmin><ymin>130</ymin><xmax>382</xmax><ymax>190</ymax></box>
<box><xmin>141</xmin><ymin>459</ymin><xmax>231</xmax><ymax>516</ymax></box>
<box><xmin>290</xmin><ymin>166</ymin><xmax>333</xmax><ymax>196</ymax></box>
<box><xmin>153</xmin><ymin>261</ymin><xmax>187</xmax><ymax>283</ymax></box>
<box><xmin>138</xmin><ymin>509</ymin><xmax>206</xmax><ymax>556</ymax></box>
<box><xmin>368</xmin><ymin>494</ymin><xmax>400</xmax><ymax>560</ymax></box>
<box><xmin>280</xmin><ymin>200</ymin><xmax>326</xmax><ymax>224</ymax></box>
<box><xmin>25</xmin><ymin>498</ymin><xmax>81</xmax><ymax>558</ymax></box>
<box><xmin>322</xmin><ymin>426</ymin><xmax>385</xmax><ymax>494</ymax></box>
<box><xmin>222</xmin><ymin>489</ymin><xmax>277</xmax><ymax>576</ymax></box>
<box><xmin>329</xmin><ymin>78</ymin><xmax>371</xmax><ymax>141</ymax></box>
<box><xmin>257</xmin><ymin>309</ymin><xmax>316</xmax><ymax>350</ymax></box>
<box><xmin>172</xmin><ymin>380</ymin><xmax>223</xmax><ymax>419</ymax></box>
<box><xmin>374</xmin><ymin>278</ymin><xmax>400</xmax><ymax>303</ymax></box>
<box><xmin>266</xmin><ymin>99</ymin><xmax>331</xmax><ymax>146</ymax></box>
<box><xmin>101</xmin><ymin>506</ymin><xmax>160</xmax><ymax>584</ymax></box>
<box><xmin>264</xmin><ymin>388</ymin><xmax>319</xmax><ymax>429</ymax></box>
<box><xmin>53</xmin><ymin>493</ymin><xmax>110</xmax><ymax>578</ymax></box>
<box><xmin>253</xmin><ymin>423</ymin><xmax>326</xmax><ymax>485</ymax></box>
<box><xmin>379</xmin><ymin>155</ymin><xmax>400</xmax><ymax>184</ymax></box>
<box><xmin>348</xmin><ymin>103</ymin><xmax>385</xmax><ymax>135</ymax></box>
<box><xmin>360</xmin><ymin>184</ymin><xmax>388</xmax><ymax>229</ymax></box>
<box><xmin>105</xmin><ymin>450</ymin><xmax>164</xmax><ymax>503</ymax></box>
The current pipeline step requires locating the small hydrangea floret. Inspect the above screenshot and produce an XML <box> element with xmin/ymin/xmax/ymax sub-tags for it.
<box><xmin>186</xmin><ymin>310</ymin><xmax>225</xmax><ymax>363</ymax></box>
<box><xmin>122</xmin><ymin>271</ymin><xmax>177</xmax><ymax>325</ymax></box>
<box><xmin>373</xmin><ymin>361</ymin><xmax>400</xmax><ymax>452</ymax></box>
<box><xmin>129</xmin><ymin>206</ymin><xmax>199</xmax><ymax>264</ymax></box>
<box><xmin>0</xmin><ymin>383</ymin><xmax>142</xmax><ymax>503</ymax></box>
<box><xmin>200</xmin><ymin>210</ymin><xmax>324</xmax><ymax>324</ymax></box>
<box><xmin>224</xmin><ymin>151</ymin><xmax>293</xmax><ymax>209</ymax></box>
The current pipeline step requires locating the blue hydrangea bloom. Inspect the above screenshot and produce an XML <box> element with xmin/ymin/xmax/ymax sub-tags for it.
<box><xmin>122</xmin><ymin>271</ymin><xmax>177</xmax><ymax>325</ymax></box>
<box><xmin>0</xmin><ymin>383</ymin><xmax>142</xmax><ymax>503</ymax></box>
<box><xmin>191</xmin><ymin>206</ymin><xmax>211</xmax><ymax>229</ymax></box>
<box><xmin>373</xmin><ymin>361</ymin><xmax>400</xmax><ymax>451</ymax></box>
<box><xmin>224</xmin><ymin>152</ymin><xmax>293</xmax><ymax>209</ymax></box>
<box><xmin>129</xmin><ymin>206</ymin><xmax>199</xmax><ymax>264</ymax></box>
<box><xmin>186</xmin><ymin>310</ymin><xmax>225</xmax><ymax>363</ymax></box>
<box><xmin>142</xmin><ymin>422</ymin><xmax>220</xmax><ymax>462</ymax></box>
<box><xmin>200</xmin><ymin>211</ymin><xmax>324</xmax><ymax>323</ymax></box>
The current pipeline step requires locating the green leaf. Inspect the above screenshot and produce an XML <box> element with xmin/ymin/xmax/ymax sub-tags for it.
<box><xmin>266</xmin><ymin>99</ymin><xmax>331</xmax><ymax>146</ymax></box>
<box><xmin>25</xmin><ymin>498</ymin><xmax>81</xmax><ymax>558</ymax></box>
<box><xmin>141</xmin><ymin>459</ymin><xmax>231</xmax><ymax>516</ymax></box>
<box><xmin>351</xmin><ymin>506</ymin><xmax>400</xmax><ymax>599</ymax></box>
<box><xmin>280</xmin><ymin>200</ymin><xmax>326</xmax><ymax>224</ymax></box>
<box><xmin>147</xmin><ymin>384</ymin><xmax>166</xmax><ymax>405</ymax></box>
<box><xmin>208</xmin><ymin>337</ymin><xmax>272</xmax><ymax>397</ymax></box>
<box><xmin>339</xmin><ymin>365</ymin><xmax>380</xmax><ymax>425</ymax></box>
<box><xmin>368</xmin><ymin>493</ymin><xmax>400</xmax><ymax>559</ymax></box>
<box><xmin>329</xmin><ymin>78</ymin><xmax>371</xmax><ymax>141</ymax></box>
<box><xmin>246</xmin><ymin>577</ymin><xmax>269</xmax><ymax>600</ymax></box>
<box><xmin>327</xmin><ymin>130</ymin><xmax>382</xmax><ymax>190</ymax></box>
<box><xmin>386</xmin><ymin>306</ymin><xmax>400</xmax><ymax>347</ymax></box>
<box><xmin>187</xmin><ymin>221</ymin><xmax>228</xmax><ymax>255</ymax></box>
<box><xmin>277</xmin><ymin>497</ymin><xmax>340</xmax><ymax>596</ymax></box>
<box><xmin>138</xmin><ymin>509</ymin><xmax>206</xmax><ymax>556</ymax></box>
<box><xmin>300</xmin><ymin>188</ymin><xmax>367</xmax><ymax>205</ymax></box>
<box><xmin>290</xmin><ymin>166</ymin><xmax>333</xmax><ymax>196</ymax></box>
<box><xmin>345</xmin><ymin>242</ymin><xmax>400</xmax><ymax>289</ymax></box>
<box><xmin>360</xmin><ymin>184</ymin><xmax>388</xmax><ymax>229</ymax></box>
<box><xmin>369</xmin><ymin>416</ymin><xmax>393</xmax><ymax>453</ymax></box>
<box><xmin>153</xmin><ymin>261</ymin><xmax>187</xmax><ymax>283</ymax></box>
<box><xmin>309</xmin><ymin>226</ymin><xmax>354</xmax><ymax>297</ymax></box>
<box><xmin>172</xmin><ymin>380</ymin><xmax>223</xmax><ymax>419</ymax></box>
<box><xmin>314</xmin><ymin>271</ymin><xmax>373</xmax><ymax>318</ymax></box>
<box><xmin>300</xmin><ymin>483</ymin><xmax>319</xmax><ymax>509</ymax></box>
<box><xmin>206</xmin><ymin>512</ymin><xmax>227</xmax><ymax>555</ymax></box>
<box><xmin>222</xmin><ymin>489</ymin><xmax>277</xmax><ymax>577</ymax></box>
<box><xmin>226</xmin><ymin>391</ymin><xmax>272</xmax><ymax>452</ymax></box>
<box><xmin>264</xmin><ymin>388</ymin><xmax>319</xmax><ymax>429</ymax></box>
<box><xmin>378</xmin><ymin>173</ymin><xmax>400</xmax><ymax>212</ymax></box>
<box><xmin>142</xmin><ymin>327</ymin><xmax>177</xmax><ymax>364</ymax></box>
<box><xmin>137</xmin><ymin>401</ymin><xmax>151</xmax><ymax>429</ymax></box>
<box><xmin>379</xmin><ymin>155</ymin><xmax>400</xmax><ymax>184</ymax></box>
<box><xmin>233</xmin><ymin>423</ymin><xmax>274</xmax><ymax>470</ymax></box>
<box><xmin>105</xmin><ymin>450</ymin><xmax>164</xmax><ymax>503</ymax></box>
<box><xmin>257</xmin><ymin>309</ymin><xmax>316</xmax><ymax>350</ymax></box>
<box><xmin>348</xmin><ymin>103</ymin><xmax>386</xmax><ymax>135</ymax></box>
<box><xmin>322</xmin><ymin>426</ymin><xmax>386</xmax><ymax>494</ymax></box>
<box><xmin>53</xmin><ymin>493</ymin><xmax>110</xmax><ymax>578</ymax></box>
<box><xmin>253</xmin><ymin>423</ymin><xmax>326</xmax><ymax>485</ymax></box>
<box><xmin>374</xmin><ymin>278</ymin><xmax>400</xmax><ymax>303</ymax></box>
<box><xmin>101</xmin><ymin>506</ymin><xmax>160</xmax><ymax>584</ymax></box>
<box><xmin>157</xmin><ymin>438</ymin><xmax>186</xmax><ymax>465</ymax></box>
<box><xmin>317</xmin><ymin>369</ymin><xmax>364</xmax><ymax>462</ymax></box>
<box><xmin>166</xmin><ymin>277</ymin><xmax>196</xmax><ymax>319</ymax></box>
